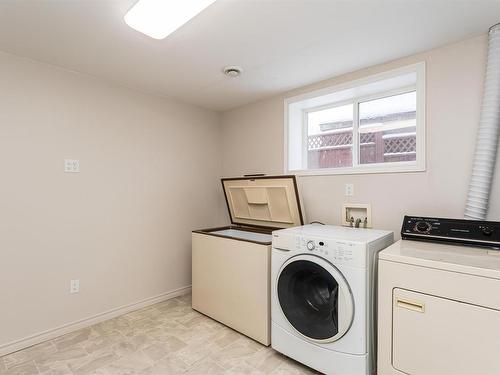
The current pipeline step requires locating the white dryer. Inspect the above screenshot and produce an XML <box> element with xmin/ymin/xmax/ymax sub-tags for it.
<box><xmin>271</xmin><ymin>224</ymin><xmax>393</xmax><ymax>375</ymax></box>
<box><xmin>378</xmin><ymin>216</ymin><xmax>500</xmax><ymax>375</ymax></box>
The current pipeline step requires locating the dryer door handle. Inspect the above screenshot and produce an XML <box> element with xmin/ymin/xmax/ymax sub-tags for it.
<box><xmin>396</xmin><ymin>298</ymin><xmax>425</xmax><ymax>313</ymax></box>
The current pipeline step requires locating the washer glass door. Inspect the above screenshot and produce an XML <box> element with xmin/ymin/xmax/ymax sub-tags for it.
<box><xmin>277</xmin><ymin>255</ymin><xmax>354</xmax><ymax>342</ymax></box>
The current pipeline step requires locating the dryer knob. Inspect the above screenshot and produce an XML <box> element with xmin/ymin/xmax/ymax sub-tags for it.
<box><xmin>482</xmin><ymin>226</ymin><xmax>494</xmax><ymax>236</ymax></box>
<box><xmin>415</xmin><ymin>221</ymin><xmax>431</xmax><ymax>233</ymax></box>
<box><xmin>306</xmin><ymin>240</ymin><xmax>315</xmax><ymax>251</ymax></box>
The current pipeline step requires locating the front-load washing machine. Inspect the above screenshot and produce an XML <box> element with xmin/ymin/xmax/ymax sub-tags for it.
<box><xmin>271</xmin><ymin>224</ymin><xmax>393</xmax><ymax>375</ymax></box>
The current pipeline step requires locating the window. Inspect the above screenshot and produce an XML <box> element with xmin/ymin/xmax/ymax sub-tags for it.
<box><xmin>285</xmin><ymin>63</ymin><xmax>425</xmax><ymax>175</ymax></box>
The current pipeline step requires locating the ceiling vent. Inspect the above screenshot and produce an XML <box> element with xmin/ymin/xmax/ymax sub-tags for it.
<box><xmin>223</xmin><ymin>66</ymin><xmax>243</xmax><ymax>77</ymax></box>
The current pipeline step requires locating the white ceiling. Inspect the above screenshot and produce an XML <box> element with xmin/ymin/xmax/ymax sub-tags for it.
<box><xmin>0</xmin><ymin>0</ymin><xmax>498</xmax><ymax>111</ymax></box>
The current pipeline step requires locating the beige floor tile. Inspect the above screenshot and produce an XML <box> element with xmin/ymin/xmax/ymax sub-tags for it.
<box><xmin>69</xmin><ymin>351</ymin><xmax>118</xmax><ymax>375</ymax></box>
<box><xmin>99</xmin><ymin>351</ymin><xmax>152</xmax><ymax>375</ymax></box>
<box><xmin>213</xmin><ymin>329</ymin><xmax>241</xmax><ymax>349</ymax></box>
<box><xmin>175</xmin><ymin>294</ymin><xmax>192</xmax><ymax>306</ymax></box>
<box><xmin>161</xmin><ymin>306</ymin><xmax>197</xmax><ymax>321</ymax></box>
<box><xmin>111</xmin><ymin>340</ymin><xmax>141</xmax><ymax>358</ymax></box>
<box><xmin>35</xmin><ymin>346</ymin><xmax>88</xmax><ymax>373</ymax></box>
<box><xmin>0</xmin><ymin>361</ymin><xmax>39</xmax><ymax>375</ymax></box>
<box><xmin>122</xmin><ymin>309</ymin><xmax>151</xmax><ymax>323</ymax></box>
<box><xmin>83</xmin><ymin>332</ymin><xmax>124</xmax><ymax>356</ymax></box>
<box><xmin>139</xmin><ymin>355</ymin><xmax>190</xmax><ymax>375</ymax></box>
<box><xmin>153</xmin><ymin>299</ymin><xmax>183</xmax><ymax>312</ymax></box>
<box><xmin>163</xmin><ymin>324</ymin><xmax>214</xmax><ymax>346</ymax></box>
<box><xmin>142</xmin><ymin>343</ymin><xmax>169</xmax><ymax>363</ymax></box>
<box><xmin>175</xmin><ymin>338</ymin><xmax>220</xmax><ymax>367</ymax></box>
<box><xmin>211</xmin><ymin>338</ymin><xmax>263</xmax><ymax>370</ymax></box>
<box><xmin>86</xmin><ymin>369</ymin><xmax>109</xmax><ymax>375</ymax></box>
<box><xmin>178</xmin><ymin>315</ymin><xmax>209</xmax><ymax>329</ymax></box>
<box><xmin>38</xmin><ymin>362</ymin><xmax>73</xmax><ymax>375</ymax></box>
<box><xmin>185</xmin><ymin>358</ymin><xmax>225</xmax><ymax>375</ymax></box>
<box><xmin>0</xmin><ymin>293</ymin><xmax>319</xmax><ymax>375</ymax></box>
<box><xmin>223</xmin><ymin>362</ymin><xmax>264</xmax><ymax>375</ymax></box>
<box><xmin>3</xmin><ymin>342</ymin><xmax>56</xmax><ymax>369</ymax></box>
<box><xmin>143</xmin><ymin>321</ymin><xmax>184</xmax><ymax>343</ymax></box>
<box><xmin>123</xmin><ymin>333</ymin><xmax>155</xmax><ymax>352</ymax></box>
<box><xmin>93</xmin><ymin>317</ymin><xmax>130</xmax><ymax>336</ymax></box>
<box><xmin>270</xmin><ymin>359</ymin><xmax>320</xmax><ymax>375</ymax></box>
<box><xmin>118</xmin><ymin>325</ymin><xmax>147</xmax><ymax>340</ymax></box>
<box><xmin>245</xmin><ymin>347</ymin><xmax>287</xmax><ymax>373</ymax></box>
<box><xmin>131</xmin><ymin>318</ymin><xmax>161</xmax><ymax>332</ymax></box>
<box><xmin>52</xmin><ymin>328</ymin><xmax>96</xmax><ymax>351</ymax></box>
<box><xmin>143</xmin><ymin>336</ymin><xmax>187</xmax><ymax>362</ymax></box>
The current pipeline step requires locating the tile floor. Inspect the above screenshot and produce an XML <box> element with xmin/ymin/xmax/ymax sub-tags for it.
<box><xmin>0</xmin><ymin>294</ymin><xmax>318</xmax><ymax>375</ymax></box>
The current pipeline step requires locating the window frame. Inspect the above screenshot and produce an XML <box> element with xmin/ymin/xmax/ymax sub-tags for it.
<box><xmin>284</xmin><ymin>62</ymin><xmax>426</xmax><ymax>176</ymax></box>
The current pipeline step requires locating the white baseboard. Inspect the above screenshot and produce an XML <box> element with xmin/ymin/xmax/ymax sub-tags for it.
<box><xmin>0</xmin><ymin>285</ymin><xmax>191</xmax><ymax>357</ymax></box>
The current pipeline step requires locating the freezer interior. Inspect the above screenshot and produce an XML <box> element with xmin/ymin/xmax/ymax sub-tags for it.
<box><xmin>210</xmin><ymin>228</ymin><xmax>272</xmax><ymax>243</ymax></box>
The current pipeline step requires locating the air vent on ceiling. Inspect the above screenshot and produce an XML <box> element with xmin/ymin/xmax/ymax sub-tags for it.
<box><xmin>223</xmin><ymin>66</ymin><xmax>243</xmax><ymax>77</ymax></box>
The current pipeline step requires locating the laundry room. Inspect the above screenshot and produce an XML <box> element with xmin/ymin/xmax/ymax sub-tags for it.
<box><xmin>0</xmin><ymin>1</ymin><xmax>499</xmax><ymax>374</ymax></box>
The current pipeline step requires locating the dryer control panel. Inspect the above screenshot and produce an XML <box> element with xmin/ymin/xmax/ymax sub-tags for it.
<box><xmin>402</xmin><ymin>215</ymin><xmax>500</xmax><ymax>249</ymax></box>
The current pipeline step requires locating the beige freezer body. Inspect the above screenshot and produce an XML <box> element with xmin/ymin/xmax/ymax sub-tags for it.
<box><xmin>192</xmin><ymin>230</ymin><xmax>271</xmax><ymax>345</ymax></box>
<box><xmin>192</xmin><ymin>175</ymin><xmax>303</xmax><ymax>346</ymax></box>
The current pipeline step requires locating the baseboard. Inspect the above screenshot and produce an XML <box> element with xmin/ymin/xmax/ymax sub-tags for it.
<box><xmin>0</xmin><ymin>285</ymin><xmax>191</xmax><ymax>357</ymax></box>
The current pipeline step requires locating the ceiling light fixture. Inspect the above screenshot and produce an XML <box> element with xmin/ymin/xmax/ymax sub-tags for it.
<box><xmin>124</xmin><ymin>0</ymin><xmax>217</xmax><ymax>40</ymax></box>
<box><xmin>223</xmin><ymin>66</ymin><xmax>243</xmax><ymax>78</ymax></box>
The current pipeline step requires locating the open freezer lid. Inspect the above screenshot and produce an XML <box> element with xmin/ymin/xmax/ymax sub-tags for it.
<box><xmin>222</xmin><ymin>175</ymin><xmax>304</xmax><ymax>229</ymax></box>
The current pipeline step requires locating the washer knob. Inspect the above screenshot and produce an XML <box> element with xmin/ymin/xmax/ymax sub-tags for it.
<box><xmin>306</xmin><ymin>240</ymin><xmax>315</xmax><ymax>251</ymax></box>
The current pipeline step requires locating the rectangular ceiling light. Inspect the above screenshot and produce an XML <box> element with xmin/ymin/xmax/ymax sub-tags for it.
<box><xmin>124</xmin><ymin>0</ymin><xmax>217</xmax><ymax>40</ymax></box>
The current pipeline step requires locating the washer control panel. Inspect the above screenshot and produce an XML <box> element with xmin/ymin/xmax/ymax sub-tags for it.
<box><xmin>296</xmin><ymin>236</ymin><xmax>365</xmax><ymax>267</ymax></box>
<box><xmin>272</xmin><ymin>230</ymin><xmax>369</xmax><ymax>268</ymax></box>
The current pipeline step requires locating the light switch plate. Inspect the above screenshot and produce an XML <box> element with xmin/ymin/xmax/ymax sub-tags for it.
<box><xmin>64</xmin><ymin>159</ymin><xmax>80</xmax><ymax>173</ymax></box>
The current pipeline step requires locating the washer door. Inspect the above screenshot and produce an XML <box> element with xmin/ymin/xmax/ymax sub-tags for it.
<box><xmin>277</xmin><ymin>255</ymin><xmax>354</xmax><ymax>343</ymax></box>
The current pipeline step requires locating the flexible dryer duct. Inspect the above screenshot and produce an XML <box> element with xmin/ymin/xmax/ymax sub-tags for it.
<box><xmin>465</xmin><ymin>24</ymin><xmax>500</xmax><ymax>220</ymax></box>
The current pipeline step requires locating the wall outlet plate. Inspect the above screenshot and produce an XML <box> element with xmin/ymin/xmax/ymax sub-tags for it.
<box><xmin>345</xmin><ymin>183</ymin><xmax>354</xmax><ymax>197</ymax></box>
<box><xmin>70</xmin><ymin>279</ymin><xmax>80</xmax><ymax>294</ymax></box>
<box><xmin>64</xmin><ymin>159</ymin><xmax>80</xmax><ymax>173</ymax></box>
<box><xmin>342</xmin><ymin>203</ymin><xmax>372</xmax><ymax>228</ymax></box>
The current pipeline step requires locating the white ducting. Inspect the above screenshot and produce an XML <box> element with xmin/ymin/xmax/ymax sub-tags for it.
<box><xmin>465</xmin><ymin>23</ymin><xmax>500</xmax><ymax>220</ymax></box>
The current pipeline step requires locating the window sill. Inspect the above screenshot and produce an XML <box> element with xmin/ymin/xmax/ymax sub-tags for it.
<box><xmin>288</xmin><ymin>162</ymin><xmax>426</xmax><ymax>177</ymax></box>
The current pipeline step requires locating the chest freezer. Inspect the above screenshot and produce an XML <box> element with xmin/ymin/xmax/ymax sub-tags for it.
<box><xmin>192</xmin><ymin>175</ymin><xmax>304</xmax><ymax>345</ymax></box>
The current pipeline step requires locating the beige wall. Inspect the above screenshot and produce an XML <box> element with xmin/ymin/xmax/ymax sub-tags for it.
<box><xmin>221</xmin><ymin>35</ymin><xmax>500</xmax><ymax>232</ymax></box>
<box><xmin>0</xmin><ymin>52</ymin><xmax>221</xmax><ymax>350</ymax></box>
<box><xmin>2</xmin><ymin>32</ymin><xmax>500</xmax><ymax>354</ymax></box>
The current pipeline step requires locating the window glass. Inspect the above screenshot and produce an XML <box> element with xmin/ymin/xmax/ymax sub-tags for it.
<box><xmin>285</xmin><ymin>63</ymin><xmax>425</xmax><ymax>174</ymax></box>
<box><xmin>359</xmin><ymin>91</ymin><xmax>416</xmax><ymax>165</ymax></box>
<box><xmin>307</xmin><ymin>104</ymin><xmax>353</xmax><ymax>169</ymax></box>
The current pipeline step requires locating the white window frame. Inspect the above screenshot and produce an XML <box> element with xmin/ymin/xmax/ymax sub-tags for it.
<box><xmin>284</xmin><ymin>62</ymin><xmax>426</xmax><ymax>176</ymax></box>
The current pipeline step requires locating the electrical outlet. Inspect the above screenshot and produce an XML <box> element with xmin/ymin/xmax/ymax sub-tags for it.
<box><xmin>345</xmin><ymin>184</ymin><xmax>354</xmax><ymax>197</ymax></box>
<box><xmin>64</xmin><ymin>159</ymin><xmax>80</xmax><ymax>173</ymax></box>
<box><xmin>70</xmin><ymin>279</ymin><xmax>80</xmax><ymax>294</ymax></box>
